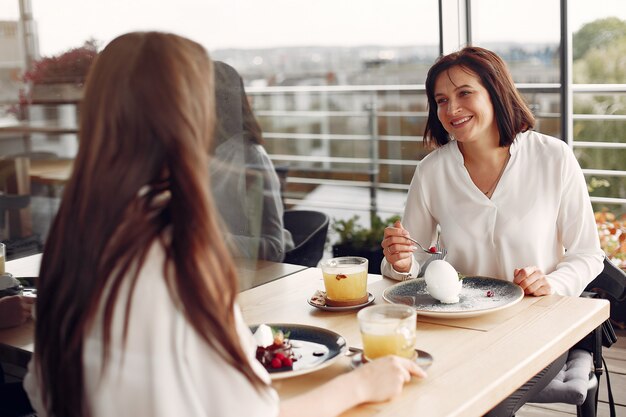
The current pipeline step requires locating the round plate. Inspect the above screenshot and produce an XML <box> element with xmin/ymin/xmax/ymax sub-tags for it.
<box><xmin>307</xmin><ymin>292</ymin><xmax>375</xmax><ymax>311</ymax></box>
<box><xmin>249</xmin><ymin>323</ymin><xmax>347</xmax><ymax>380</ymax></box>
<box><xmin>350</xmin><ymin>349</ymin><xmax>433</xmax><ymax>370</ymax></box>
<box><xmin>383</xmin><ymin>276</ymin><xmax>524</xmax><ymax>318</ymax></box>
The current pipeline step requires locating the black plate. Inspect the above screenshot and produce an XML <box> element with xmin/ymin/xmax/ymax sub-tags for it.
<box><xmin>383</xmin><ymin>276</ymin><xmax>524</xmax><ymax>318</ymax></box>
<box><xmin>250</xmin><ymin>323</ymin><xmax>347</xmax><ymax>379</ymax></box>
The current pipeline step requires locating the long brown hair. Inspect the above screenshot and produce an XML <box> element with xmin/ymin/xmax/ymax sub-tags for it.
<box><xmin>423</xmin><ymin>46</ymin><xmax>535</xmax><ymax>148</ymax></box>
<box><xmin>35</xmin><ymin>32</ymin><xmax>265</xmax><ymax>417</ymax></box>
<box><xmin>214</xmin><ymin>61</ymin><xmax>264</xmax><ymax>148</ymax></box>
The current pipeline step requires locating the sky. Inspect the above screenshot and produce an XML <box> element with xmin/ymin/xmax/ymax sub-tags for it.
<box><xmin>1</xmin><ymin>0</ymin><xmax>626</xmax><ymax>56</ymax></box>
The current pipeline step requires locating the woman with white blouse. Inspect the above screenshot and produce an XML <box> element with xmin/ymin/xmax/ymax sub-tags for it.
<box><xmin>24</xmin><ymin>32</ymin><xmax>425</xmax><ymax>417</ymax></box>
<box><xmin>381</xmin><ymin>46</ymin><xmax>603</xmax><ymax>296</ymax></box>
<box><xmin>380</xmin><ymin>46</ymin><xmax>604</xmax><ymax>416</ymax></box>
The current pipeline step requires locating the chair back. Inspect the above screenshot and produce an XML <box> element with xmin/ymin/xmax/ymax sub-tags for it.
<box><xmin>283</xmin><ymin>210</ymin><xmax>329</xmax><ymax>267</ymax></box>
<box><xmin>0</xmin><ymin>158</ymin><xmax>43</xmax><ymax>259</ymax></box>
<box><xmin>0</xmin><ymin>158</ymin><xmax>32</xmax><ymax>240</ymax></box>
<box><xmin>530</xmin><ymin>257</ymin><xmax>625</xmax><ymax>417</ymax></box>
<box><xmin>585</xmin><ymin>256</ymin><xmax>626</xmax><ymax>302</ymax></box>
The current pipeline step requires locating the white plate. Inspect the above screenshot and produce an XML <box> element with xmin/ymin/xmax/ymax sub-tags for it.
<box><xmin>249</xmin><ymin>323</ymin><xmax>347</xmax><ymax>380</ymax></box>
<box><xmin>383</xmin><ymin>276</ymin><xmax>524</xmax><ymax>318</ymax></box>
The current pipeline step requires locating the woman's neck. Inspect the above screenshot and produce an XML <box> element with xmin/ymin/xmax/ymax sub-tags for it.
<box><xmin>458</xmin><ymin>140</ymin><xmax>508</xmax><ymax>169</ymax></box>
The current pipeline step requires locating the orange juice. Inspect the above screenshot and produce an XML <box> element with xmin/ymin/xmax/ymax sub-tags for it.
<box><xmin>322</xmin><ymin>267</ymin><xmax>367</xmax><ymax>302</ymax></box>
<box><xmin>358</xmin><ymin>304</ymin><xmax>417</xmax><ymax>362</ymax></box>
<box><xmin>362</xmin><ymin>331</ymin><xmax>416</xmax><ymax>360</ymax></box>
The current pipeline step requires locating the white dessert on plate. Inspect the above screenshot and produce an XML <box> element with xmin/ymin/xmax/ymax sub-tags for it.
<box><xmin>424</xmin><ymin>260</ymin><xmax>462</xmax><ymax>304</ymax></box>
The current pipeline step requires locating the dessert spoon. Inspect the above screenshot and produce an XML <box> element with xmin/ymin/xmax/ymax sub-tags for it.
<box><xmin>405</xmin><ymin>236</ymin><xmax>443</xmax><ymax>255</ymax></box>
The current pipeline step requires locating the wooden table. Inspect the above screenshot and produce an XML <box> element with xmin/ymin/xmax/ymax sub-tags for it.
<box><xmin>236</xmin><ymin>258</ymin><xmax>307</xmax><ymax>291</ymax></box>
<box><xmin>0</xmin><ymin>120</ymin><xmax>78</xmax><ymax>153</ymax></box>
<box><xmin>0</xmin><ymin>121</ymin><xmax>78</xmax><ymax>136</ymax></box>
<box><xmin>29</xmin><ymin>159</ymin><xmax>73</xmax><ymax>186</ymax></box>
<box><xmin>0</xmin><ymin>254</ymin><xmax>307</xmax><ymax>362</ymax></box>
<box><xmin>238</xmin><ymin>268</ymin><xmax>610</xmax><ymax>417</ymax></box>
<box><xmin>0</xmin><ymin>261</ymin><xmax>609</xmax><ymax>416</ymax></box>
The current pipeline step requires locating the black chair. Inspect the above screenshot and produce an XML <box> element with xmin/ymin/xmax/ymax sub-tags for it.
<box><xmin>283</xmin><ymin>210</ymin><xmax>329</xmax><ymax>267</ymax></box>
<box><xmin>530</xmin><ymin>257</ymin><xmax>625</xmax><ymax>417</ymax></box>
<box><xmin>0</xmin><ymin>158</ymin><xmax>44</xmax><ymax>259</ymax></box>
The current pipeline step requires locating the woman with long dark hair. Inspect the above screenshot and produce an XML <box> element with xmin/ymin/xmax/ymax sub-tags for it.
<box><xmin>210</xmin><ymin>61</ymin><xmax>294</xmax><ymax>264</ymax></box>
<box><xmin>381</xmin><ymin>46</ymin><xmax>604</xmax><ymax>416</ymax></box>
<box><xmin>24</xmin><ymin>32</ymin><xmax>424</xmax><ymax>417</ymax></box>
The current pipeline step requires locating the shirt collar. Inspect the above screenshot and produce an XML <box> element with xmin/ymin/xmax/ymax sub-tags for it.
<box><xmin>450</xmin><ymin>132</ymin><xmax>522</xmax><ymax>164</ymax></box>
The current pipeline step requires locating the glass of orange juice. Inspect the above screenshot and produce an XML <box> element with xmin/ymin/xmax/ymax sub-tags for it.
<box><xmin>357</xmin><ymin>304</ymin><xmax>416</xmax><ymax>361</ymax></box>
<box><xmin>320</xmin><ymin>256</ymin><xmax>368</xmax><ymax>307</ymax></box>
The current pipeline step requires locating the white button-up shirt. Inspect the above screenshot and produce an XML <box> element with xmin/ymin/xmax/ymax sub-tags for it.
<box><xmin>382</xmin><ymin>130</ymin><xmax>604</xmax><ymax>296</ymax></box>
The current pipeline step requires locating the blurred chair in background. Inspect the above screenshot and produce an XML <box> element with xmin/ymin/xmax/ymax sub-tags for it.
<box><xmin>283</xmin><ymin>210</ymin><xmax>329</xmax><ymax>267</ymax></box>
<box><xmin>0</xmin><ymin>158</ymin><xmax>42</xmax><ymax>259</ymax></box>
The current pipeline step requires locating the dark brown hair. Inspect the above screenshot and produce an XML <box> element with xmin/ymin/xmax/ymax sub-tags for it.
<box><xmin>423</xmin><ymin>46</ymin><xmax>535</xmax><ymax>148</ymax></box>
<box><xmin>35</xmin><ymin>32</ymin><xmax>265</xmax><ymax>417</ymax></box>
<box><xmin>214</xmin><ymin>61</ymin><xmax>264</xmax><ymax>148</ymax></box>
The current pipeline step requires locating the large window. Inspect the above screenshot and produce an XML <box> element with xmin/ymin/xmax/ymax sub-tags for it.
<box><xmin>471</xmin><ymin>0</ymin><xmax>561</xmax><ymax>138</ymax></box>
<box><xmin>1</xmin><ymin>0</ymin><xmax>626</xmax><ymax>260</ymax></box>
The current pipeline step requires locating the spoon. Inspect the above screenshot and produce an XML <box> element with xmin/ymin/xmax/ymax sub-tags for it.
<box><xmin>404</xmin><ymin>236</ymin><xmax>442</xmax><ymax>255</ymax></box>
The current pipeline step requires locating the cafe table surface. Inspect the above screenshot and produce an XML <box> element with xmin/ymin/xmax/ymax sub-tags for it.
<box><xmin>238</xmin><ymin>267</ymin><xmax>609</xmax><ymax>417</ymax></box>
<box><xmin>0</xmin><ymin>254</ymin><xmax>307</xmax><ymax>362</ymax></box>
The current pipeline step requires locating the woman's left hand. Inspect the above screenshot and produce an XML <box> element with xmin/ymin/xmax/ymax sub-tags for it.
<box><xmin>513</xmin><ymin>266</ymin><xmax>552</xmax><ymax>296</ymax></box>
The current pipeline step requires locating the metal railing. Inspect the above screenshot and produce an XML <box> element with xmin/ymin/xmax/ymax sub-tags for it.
<box><xmin>248</xmin><ymin>83</ymin><xmax>626</xmax><ymax>216</ymax></box>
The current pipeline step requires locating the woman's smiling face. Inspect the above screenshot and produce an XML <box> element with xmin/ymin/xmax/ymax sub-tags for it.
<box><xmin>434</xmin><ymin>65</ymin><xmax>499</xmax><ymax>146</ymax></box>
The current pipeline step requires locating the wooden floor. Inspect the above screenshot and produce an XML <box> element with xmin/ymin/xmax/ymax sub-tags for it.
<box><xmin>518</xmin><ymin>328</ymin><xmax>626</xmax><ymax>417</ymax></box>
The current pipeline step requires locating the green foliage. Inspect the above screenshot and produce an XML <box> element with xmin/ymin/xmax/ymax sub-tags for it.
<box><xmin>574</xmin><ymin>38</ymin><xmax>626</xmax><ymax>84</ymax></box>
<box><xmin>572</xmin><ymin>17</ymin><xmax>626</xmax><ymax>208</ymax></box>
<box><xmin>573</xmin><ymin>17</ymin><xmax>626</xmax><ymax>61</ymax></box>
<box><xmin>332</xmin><ymin>213</ymin><xmax>401</xmax><ymax>250</ymax></box>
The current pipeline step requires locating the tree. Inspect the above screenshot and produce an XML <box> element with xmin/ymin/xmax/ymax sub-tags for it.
<box><xmin>572</xmin><ymin>18</ymin><xmax>626</xmax><ymax>210</ymax></box>
<box><xmin>574</xmin><ymin>36</ymin><xmax>626</xmax><ymax>84</ymax></box>
<box><xmin>572</xmin><ymin>17</ymin><xmax>626</xmax><ymax>61</ymax></box>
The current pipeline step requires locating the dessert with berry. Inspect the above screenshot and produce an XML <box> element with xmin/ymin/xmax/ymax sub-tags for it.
<box><xmin>424</xmin><ymin>260</ymin><xmax>463</xmax><ymax>304</ymax></box>
<box><xmin>254</xmin><ymin>325</ymin><xmax>300</xmax><ymax>372</ymax></box>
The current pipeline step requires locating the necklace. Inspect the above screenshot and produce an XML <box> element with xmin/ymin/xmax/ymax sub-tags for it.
<box><xmin>482</xmin><ymin>152</ymin><xmax>510</xmax><ymax>198</ymax></box>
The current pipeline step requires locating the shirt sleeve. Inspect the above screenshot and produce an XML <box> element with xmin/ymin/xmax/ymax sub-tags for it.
<box><xmin>381</xmin><ymin>163</ymin><xmax>438</xmax><ymax>280</ymax></box>
<box><xmin>547</xmin><ymin>143</ymin><xmax>604</xmax><ymax>296</ymax></box>
<box><xmin>23</xmin><ymin>358</ymin><xmax>48</xmax><ymax>417</ymax></box>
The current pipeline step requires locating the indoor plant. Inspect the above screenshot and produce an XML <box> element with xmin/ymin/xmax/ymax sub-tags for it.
<box><xmin>331</xmin><ymin>213</ymin><xmax>400</xmax><ymax>274</ymax></box>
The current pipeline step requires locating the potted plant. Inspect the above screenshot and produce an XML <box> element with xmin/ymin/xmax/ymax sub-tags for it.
<box><xmin>596</xmin><ymin>208</ymin><xmax>626</xmax><ymax>269</ymax></box>
<box><xmin>594</xmin><ymin>207</ymin><xmax>626</xmax><ymax>329</ymax></box>
<box><xmin>331</xmin><ymin>213</ymin><xmax>400</xmax><ymax>274</ymax></box>
<box><xmin>20</xmin><ymin>39</ymin><xmax>98</xmax><ymax>105</ymax></box>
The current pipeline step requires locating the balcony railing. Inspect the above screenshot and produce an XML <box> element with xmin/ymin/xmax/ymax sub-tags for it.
<box><xmin>247</xmin><ymin>83</ymin><xmax>626</xmax><ymax>217</ymax></box>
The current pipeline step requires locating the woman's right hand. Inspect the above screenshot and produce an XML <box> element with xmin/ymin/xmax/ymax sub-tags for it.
<box><xmin>279</xmin><ymin>354</ymin><xmax>427</xmax><ymax>417</ymax></box>
<box><xmin>0</xmin><ymin>295</ymin><xmax>35</xmax><ymax>329</ymax></box>
<box><xmin>352</xmin><ymin>355</ymin><xmax>427</xmax><ymax>403</ymax></box>
<box><xmin>381</xmin><ymin>220</ymin><xmax>415</xmax><ymax>273</ymax></box>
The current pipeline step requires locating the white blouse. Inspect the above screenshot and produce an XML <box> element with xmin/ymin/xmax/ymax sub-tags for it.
<box><xmin>24</xmin><ymin>242</ymin><xmax>279</xmax><ymax>417</ymax></box>
<box><xmin>381</xmin><ymin>131</ymin><xmax>604</xmax><ymax>296</ymax></box>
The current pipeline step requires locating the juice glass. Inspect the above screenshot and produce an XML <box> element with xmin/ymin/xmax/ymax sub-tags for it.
<box><xmin>357</xmin><ymin>304</ymin><xmax>416</xmax><ymax>361</ymax></box>
<box><xmin>320</xmin><ymin>256</ymin><xmax>368</xmax><ymax>307</ymax></box>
